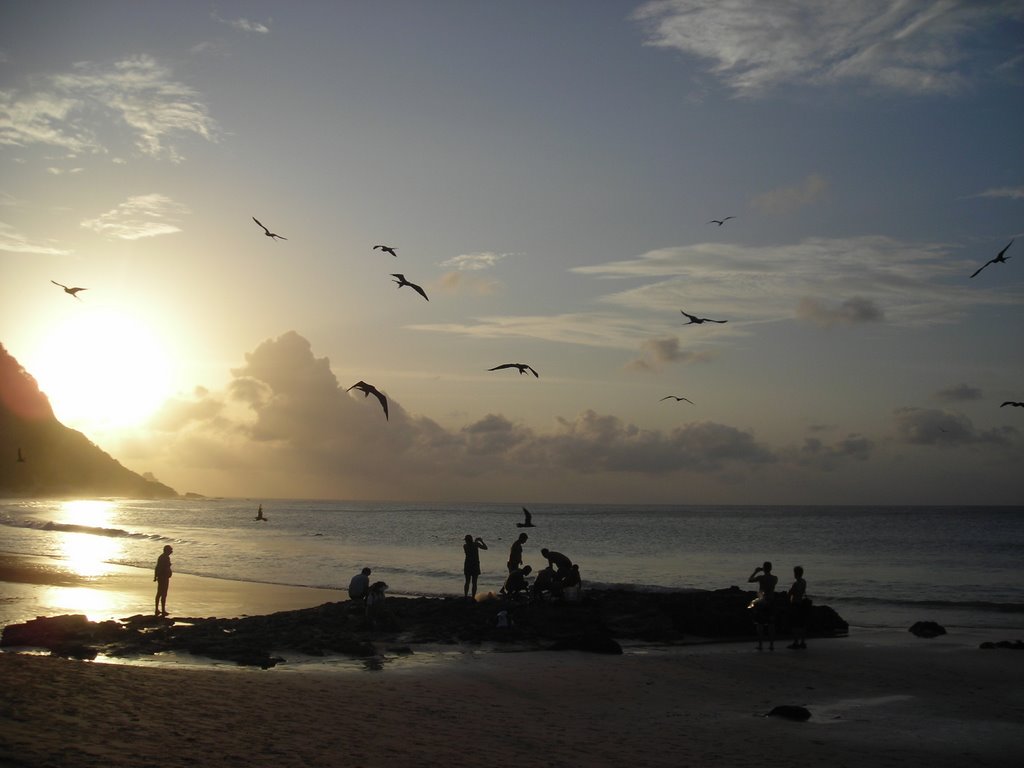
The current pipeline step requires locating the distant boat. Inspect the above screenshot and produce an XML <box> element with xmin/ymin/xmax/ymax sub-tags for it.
<box><xmin>255</xmin><ymin>504</ymin><xmax>267</xmax><ymax>521</ymax></box>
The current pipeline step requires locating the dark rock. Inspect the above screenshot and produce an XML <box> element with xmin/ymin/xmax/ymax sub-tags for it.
<box><xmin>766</xmin><ymin>705</ymin><xmax>811</xmax><ymax>721</ymax></box>
<box><xmin>909</xmin><ymin>621</ymin><xmax>946</xmax><ymax>638</ymax></box>
<box><xmin>979</xmin><ymin>640</ymin><xmax>1024</xmax><ymax>650</ymax></box>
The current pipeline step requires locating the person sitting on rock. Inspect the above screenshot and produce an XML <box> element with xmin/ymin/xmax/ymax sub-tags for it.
<box><xmin>532</xmin><ymin>565</ymin><xmax>561</xmax><ymax>600</ymax></box>
<box><xmin>348</xmin><ymin>567</ymin><xmax>371</xmax><ymax>602</ymax></box>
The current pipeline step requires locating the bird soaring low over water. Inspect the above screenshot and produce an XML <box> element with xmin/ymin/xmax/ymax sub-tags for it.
<box><xmin>391</xmin><ymin>274</ymin><xmax>429</xmax><ymax>301</ymax></box>
<box><xmin>681</xmin><ymin>310</ymin><xmax>727</xmax><ymax>325</ymax></box>
<box><xmin>51</xmin><ymin>280</ymin><xmax>86</xmax><ymax>299</ymax></box>
<box><xmin>253</xmin><ymin>217</ymin><xmax>287</xmax><ymax>240</ymax></box>
<box><xmin>709</xmin><ymin>216</ymin><xmax>735</xmax><ymax>226</ymax></box>
<box><xmin>970</xmin><ymin>239</ymin><xmax>1012</xmax><ymax>278</ymax></box>
<box><xmin>1001</xmin><ymin>401</ymin><xmax>1023</xmax><ymax>408</ymax></box>
<box><xmin>374</xmin><ymin>245</ymin><xmax>398</xmax><ymax>257</ymax></box>
<box><xmin>347</xmin><ymin>380</ymin><xmax>389</xmax><ymax>420</ymax></box>
<box><xmin>660</xmin><ymin>395</ymin><xmax>694</xmax><ymax>404</ymax></box>
<box><xmin>489</xmin><ymin>363</ymin><xmax>539</xmax><ymax>377</ymax></box>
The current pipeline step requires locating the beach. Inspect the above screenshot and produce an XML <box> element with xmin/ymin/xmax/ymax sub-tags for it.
<box><xmin>2</xmin><ymin>632</ymin><xmax>1022</xmax><ymax>767</ymax></box>
<box><xmin>2</xmin><ymin>551</ymin><xmax>1023</xmax><ymax>767</ymax></box>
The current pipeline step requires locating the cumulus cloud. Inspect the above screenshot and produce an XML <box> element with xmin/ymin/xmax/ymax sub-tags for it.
<box><xmin>752</xmin><ymin>174</ymin><xmax>828</xmax><ymax>215</ymax></box>
<box><xmin>794</xmin><ymin>434</ymin><xmax>874</xmax><ymax>471</ymax></box>
<box><xmin>0</xmin><ymin>221</ymin><xmax>72</xmax><ymax>255</ymax></box>
<box><xmin>81</xmin><ymin>193</ymin><xmax>189</xmax><ymax>239</ymax></box>
<box><xmin>439</xmin><ymin>251</ymin><xmax>511</xmax><ymax>271</ymax></box>
<box><xmin>632</xmin><ymin>0</ymin><xmax>1021</xmax><ymax>96</ymax></box>
<box><xmin>626</xmin><ymin>337</ymin><xmax>715</xmax><ymax>371</ymax></box>
<box><xmin>893</xmin><ymin>407</ymin><xmax>1020</xmax><ymax>446</ymax></box>
<box><xmin>933</xmin><ymin>383</ymin><xmax>983</xmax><ymax>403</ymax></box>
<box><xmin>0</xmin><ymin>55</ymin><xmax>218</xmax><ymax>161</ymax></box>
<box><xmin>796</xmin><ymin>296</ymin><xmax>884</xmax><ymax>327</ymax></box>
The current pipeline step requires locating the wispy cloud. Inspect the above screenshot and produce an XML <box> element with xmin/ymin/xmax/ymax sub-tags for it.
<box><xmin>435</xmin><ymin>271</ymin><xmax>500</xmax><ymax>296</ymax></box>
<box><xmin>632</xmin><ymin>0</ymin><xmax>1021</xmax><ymax>96</ymax></box>
<box><xmin>0</xmin><ymin>55</ymin><xmax>218</xmax><ymax>161</ymax></box>
<box><xmin>214</xmin><ymin>14</ymin><xmax>272</xmax><ymax>34</ymax></box>
<box><xmin>440</xmin><ymin>251</ymin><xmax>512</xmax><ymax>271</ymax></box>
<box><xmin>0</xmin><ymin>221</ymin><xmax>72</xmax><ymax>255</ymax></box>
<box><xmin>81</xmin><ymin>193</ymin><xmax>190</xmax><ymax>240</ymax></box>
<box><xmin>932</xmin><ymin>384</ymin><xmax>983</xmax><ymax>403</ymax></box>
<box><xmin>752</xmin><ymin>174</ymin><xmax>828</xmax><ymax>215</ymax></box>
<box><xmin>893</xmin><ymin>407</ymin><xmax>1020</xmax><ymax>446</ymax></box>
<box><xmin>796</xmin><ymin>296</ymin><xmax>884</xmax><ymax>328</ymax></box>
<box><xmin>966</xmin><ymin>186</ymin><xmax>1024</xmax><ymax>200</ymax></box>
<box><xmin>573</xmin><ymin>236</ymin><xmax>1020</xmax><ymax>328</ymax></box>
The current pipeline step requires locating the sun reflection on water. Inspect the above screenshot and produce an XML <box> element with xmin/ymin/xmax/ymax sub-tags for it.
<box><xmin>55</xmin><ymin>500</ymin><xmax>122</xmax><ymax>578</ymax></box>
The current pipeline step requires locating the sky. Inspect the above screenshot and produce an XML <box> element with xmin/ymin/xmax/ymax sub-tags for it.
<box><xmin>1</xmin><ymin>0</ymin><xmax>1022</xmax><ymax>505</ymax></box>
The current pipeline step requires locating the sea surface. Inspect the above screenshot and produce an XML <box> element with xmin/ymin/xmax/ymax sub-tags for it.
<box><xmin>1</xmin><ymin>498</ymin><xmax>1022</xmax><ymax>633</ymax></box>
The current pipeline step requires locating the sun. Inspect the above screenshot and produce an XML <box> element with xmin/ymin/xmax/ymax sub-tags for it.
<box><xmin>27</xmin><ymin>306</ymin><xmax>174</xmax><ymax>432</ymax></box>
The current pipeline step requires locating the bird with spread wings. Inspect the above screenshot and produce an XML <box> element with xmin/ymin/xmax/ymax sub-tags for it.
<box><xmin>391</xmin><ymin>274</ymin><xmax>429</xmax><ymax>301</ymax></box>
<box><xmin>51</xmin><ymin>280</ymin><xmax>87</xmax><ymax>299</ymax></box>
<box><xmin>347</xmin><ymin>381</ymin><xmax>389</xmax><ymax>420</ymax></box>
<box><xmin>970</xmin><ymin>239</ymin><xmax>1013</xmax><ymax>279</ymax></box>
<box><xmin>253</xmin><ymin>217</ymin><xmax>287</xmax><ymax>240</ymax></box>
<box><xmin>489</xmin><ymin>363</ymin><xmax>539</xmax><ymax>377</ymax></box>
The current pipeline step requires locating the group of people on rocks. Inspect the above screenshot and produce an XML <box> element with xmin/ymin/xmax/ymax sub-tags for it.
<box><xmin>747</xmin><ymin>561</ymin><xmax>810</xmax><ymax>651</ymax></box>
<box><xmin>497</xmin><ymin>534</ymin><xmax>581</xmax><ymax>601</ymax></box>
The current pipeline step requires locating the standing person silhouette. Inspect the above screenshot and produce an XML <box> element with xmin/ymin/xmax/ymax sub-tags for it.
<box><xmin>154</xmin><ymin>545</ymin><xmax>173</xmax><ymax>617</ymax></box>
<box><xmin>748</xmin><ymin>561</ymin><xmax>778</xmax><ymax>651</ymax></box>
<box><xmin>507</xmin><ymin>532</ymin><xmax>528</xmax><ymax>573</ymax></box>
<box><xmin>463</xmin><ymin>535</ymin><xmax>488</xmax><ymax>599</ymax></box>
<box><xmin>787</xmin><ymin>565</ymin><xmax>808</xmax><ymax>650</ymax></box>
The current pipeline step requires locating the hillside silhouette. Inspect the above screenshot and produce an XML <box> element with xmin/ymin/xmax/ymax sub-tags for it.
<box><xmin>0</xmin><ymin>343</ymin><xmax>177</xmax><ymax>498</ymax></box>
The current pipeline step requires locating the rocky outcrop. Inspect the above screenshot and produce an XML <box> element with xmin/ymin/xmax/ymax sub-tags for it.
<box><xmin>0</xmin><ymin>343</ymin><xmax>176</xmax><ymax>498</ymax></box>
<box><xmin>1</xmin><ymin>587</ymin><xmax>849</xmax><ymax>668</ymax></box>
<box><xmin>909</xmin><ymin>620</ymin><xmax>946</xmax><ymax>638</ymax></box>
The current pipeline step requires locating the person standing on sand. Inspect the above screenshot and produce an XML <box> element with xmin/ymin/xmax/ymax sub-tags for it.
<box><xmin>508</xmin><ymin>532</ymin><xmax>528</xmax><ymax>573</ymax></box>
<box><xmin>463</xmin><ymin>535</ymin><xmax>488</xmax><ymax>599</ymax></box>
<box><xmin>787</xmin><ymin>565</ymin><xmax>808</xmax><ymax>650</ymax></box>
<box><xmin>748</xmin><ymin>561</ymin><xmax>778</xmax><ymax>651</ymax></box>
<box><xmin>154</xmin><ymin>545</ymin><xmax>173</xmax><ymax>616</ymax></box>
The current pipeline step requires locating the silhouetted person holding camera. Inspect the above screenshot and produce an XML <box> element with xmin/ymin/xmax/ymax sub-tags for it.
<box><xmin>463</xmin><ymin>535</ymin><xmax>488</xmax><ymax>599</ymax></box>
<box><xmin>748</xmin><ymin>561</ymin><xmax>778</xmax><ymax>651</ymax></box>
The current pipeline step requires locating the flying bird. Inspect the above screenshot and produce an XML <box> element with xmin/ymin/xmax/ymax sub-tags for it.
<box><xmin>17</xmin><ymin>447</ymin><xmax>26</xmax><ymax>463</ymax></box>
<box><xmin>489</xmin><ymin>363</ymin><xmax>539</xmax><ymax>377</ymax></box>
<box><xmin>660</xmin><ymin>395</ymin><xmax>694</xmax><ymax>404</ymax></box>
<box><xmin>517</xmin><ymin>507</ymin><xmax>535</xmax><ymax>528</ymax></box>
<box><xmin>681</xmin><ymin>310</ymin><xmax>727</xmax><ymax>325</ymax></box>
<box><xmin>709</xmin><ymin>216</ymin><xmax>735</xmax><ymax>226</ymax></box>
<box><xmin>50</xmin><ymin>280</ymin><xmax>86</xmax><ymax>299</ymax></box>
<box><xmin>373</xmin><ymin>245</ymin><xmax>398</xmax><ymax>257</ymax></box>
<box><xmin>391</xmin><ymin>273</ymin><xmax>429</xmax><ymax>301</ymax></box>
<box><xmin>1001</xmin><ymin>401</ymin><xmax>1023</xmax><ymax>408</ymax></box>
<box><xmin>970</xmin><ymin>239</ymin><xmax>1012</xmax><ymax>278</ymax></box>
<box><xmin>347</xmin><ymin>380</ymin><xmax>389</xmax><ymax>420</ymax></box>
<box><xmin>252</xmin><ymin>217</ymin><xmax>287</xmax><ymax>240</ymax></box>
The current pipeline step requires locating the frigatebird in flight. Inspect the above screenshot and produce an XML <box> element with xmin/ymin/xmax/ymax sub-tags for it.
<box><xmin>660</xmin><ymin>395</ymin><xmax>694</xmax><ymax>404</ymax></box>
<box><xmin>709</xmin><ymin>216</ymin><xmax>735</xmax><ymax>226</ymax></box>
<box><xmin>374</xmin><ymin>245</ymin><xmax>398</xmax><ymax>257</ymax></box>
<box><xmin>391</xmin><ymin>274</ymin><xmax>429</xmax><ymax>301</ymax></box>
<box><xmin>253</xmin><ymin>217</ymin><xmax>287</xmax><ymax>240</ymax></box>
<box><xmin>970</xmin><ymin>239</ymin><xmax>1013</xmax><ymax>279</ymax></box>
<box><xmin>681</xmin><ymin>310</ymin><xmax>727</xmax><ymax>325</ymax></box>
<box><xmin>518</xmin><ymin>507</ymin><xmax>535</xmax><ymax>528</ymax></box>
<box><xmin>489</xmin><ymin>363</ymin><xmax>539</xmax><ymax>377</ymax></box>
<box><xmin>1001</xmin><ymin>401</ymin><xmax>1023</xmax><ymax>408</ymax></box>
<box><xmin>347</xmin><ymin>380</ymin><xmax>389</xmax><ymax>420</ymax></box>
<box><xmin>51</xmin><ymin>280</ymin><xmax>86</xmax><ymax>299</ymax></box>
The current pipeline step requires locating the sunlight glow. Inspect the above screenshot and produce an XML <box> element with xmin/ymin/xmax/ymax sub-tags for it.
<box><xmin>55</xmin><ymin>500</ymin><xmax>121</xmax><ymax>577</ymax></box>
<box><xmin>27</xmin><ymin>307</ymin><xmax>174</xmax><ymax>431</ymax></box>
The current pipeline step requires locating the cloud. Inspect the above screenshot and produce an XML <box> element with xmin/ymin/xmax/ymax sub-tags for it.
<box><xmin>0</xmin><ymin>221</ymin><xmax>72</xmax><ymax>255</ymax></box>
<box><xmin>215</xmin><ymin>15</ymin><xmax>271</xmax><ymax>34</ymax></box>
<box><xmin>793</xmin><ymin>434</ymin><xmax>874</xmax><ymax>471</ymax></box>
<box><xmin>752</xmin><ymin>174</ymin><xmax>828</xmax><ymax>215</ymax></box>
<box><xmin>796</xmin><ymin>296</ymin><xmax>884</xmax><ymax>327</ymax></box>
<box><xmin>435</xmin><ymin>271</ymin><xmax>500</xmax><ymax>296</ymax></box>
<box><xmin>892</xmin><ymin>407</ymin><xmax>1020</xmax><ymax>446</ymax></box>
<box><xmin>0</xmin><ymin>55</ymin><xmax>218</xmax><ymax>161</ymax></box>
<box><xmin>632</xmin><ymin>0</ymin><xmax>1021</xmax><ymax>96</ymax></box>
<box><xmin>626</xmin><ymin>337</ymin><xmax>715</xmax><ymax>371</ymax></box>
<box><xmin>573</xmin><ymin>236</ymin><xmax>1020</xmax><ymax>329</ymax></box>
<box><xmin>439</xmin><ymin>251</ymin><xmax>511</xmax><ymax>271</ymax></box>
<box><xmin>81</xmin><ymin>194</ymin><xmax>189</xmax><ymax>240</ymax></box>
<box><xmin>967</xmin><ymin>186</ymin><xmax>1024</xmax><ymax>200</ymax></box>
<box><xmin>932</xmin><ymin>383</ymin><xmax>983</xmax><ymax>403</ymax></box>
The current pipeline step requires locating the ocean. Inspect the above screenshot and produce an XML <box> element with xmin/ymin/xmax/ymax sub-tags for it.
<box><xmin>1</xmin><ymin>498</ymin><xmax>1022</xmax><ymax>634</ymax></box>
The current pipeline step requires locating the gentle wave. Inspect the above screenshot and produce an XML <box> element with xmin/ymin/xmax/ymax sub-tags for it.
<box><xmin>825</xmin><ymin>595</ymin><xmax>1024</xmax><ymax>613</ymax></box>
<box><xmin>3</xmin><ymin>517</ymin><xmax>169</xmax><ymax>542</ymax></box>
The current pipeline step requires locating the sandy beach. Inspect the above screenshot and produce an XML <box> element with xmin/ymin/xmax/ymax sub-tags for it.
<box><xmin>2</xmin><ymin>633</ymin><xmax>1022</xmax><ymax>768</ymax></box>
